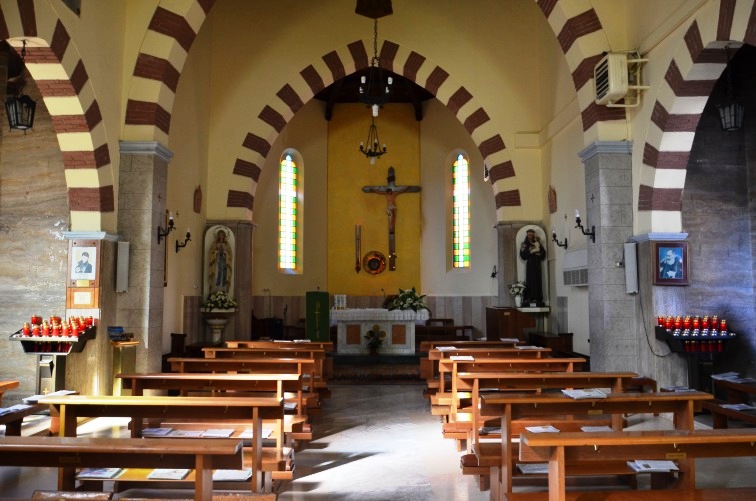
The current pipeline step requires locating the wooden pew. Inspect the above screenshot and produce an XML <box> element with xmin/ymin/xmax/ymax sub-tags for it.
<box><xmin>703</xmin><ymin>377</ymin><xmax>756</xmax><ymax>428</ymax></box>
<box><xmin>0</xmin><ymin>380</ymin><xmax>20</xmax><ymax>405</ymax></box>
<box><xmin>0</xmin><ymin>436</ymin><xmax>242</xmax><ymax>501</ymax></box>
<box><xmin>422</xmin><ymin>346</ymin><xmax>551</xmax><ymax>390</ymax></box>
<box><xmin>481</xmin><ymin>390</ymin><xmax>713</xmax><ymax>500</ymax></box>
<box><xmin>0</xmin><ymin>403</ymin><xmax>43</xmax><ymax>436</ymax></box>
<box><xmin>38</xmin><ymin>394</ymin><xmax>282</xmax><ymax>493</ymax></box>
<box><xmin>167</xmin><ymin>357</ymin><xmax>322</xmax><ymax>414</ymax></box>
<box><xmin>519</xmin><ymin>429</ymin><xmax>756</xmax><ymax>501</ymax></box>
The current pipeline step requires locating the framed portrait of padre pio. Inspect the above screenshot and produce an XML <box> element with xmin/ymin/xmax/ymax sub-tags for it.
<box><xmin>653</xmin><ymin>241</ymin><xmax>689</xmax><ymax>286</ymax></box>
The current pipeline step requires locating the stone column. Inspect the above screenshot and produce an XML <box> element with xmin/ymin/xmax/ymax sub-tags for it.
<box><xmin>117</xmin><ymin>141</ymin><xmax>173</xmax><ymax>373</ymax></box>
<box><xmin>578</xmin><ymin>141</ymin><xmax>637</xmax><ymax>372</ymax></box>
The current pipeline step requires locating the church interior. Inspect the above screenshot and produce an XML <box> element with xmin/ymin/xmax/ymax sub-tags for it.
<box><xmin>3</xmin><ymin>0</ymin><xmax>756</xmax><ymax>499</ymax></box>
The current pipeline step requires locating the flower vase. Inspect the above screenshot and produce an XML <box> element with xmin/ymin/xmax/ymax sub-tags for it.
<box><xmin>514</xmin><ymin>295</ymin><xmax>522</xmax><ymax>308</ymax></box>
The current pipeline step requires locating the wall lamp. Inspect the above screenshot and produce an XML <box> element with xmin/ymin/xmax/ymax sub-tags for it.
<box><xmin>551</xmin><ymin>230</ymin><xmax>568</xmax><ymax>249</ymax></box>
<box><xmin>575</xmin><ymin>210</ymin><xmax>595</xmax><ymax>243</ymax></box>
<box><xmin>175</xmin><ymin>229</ymin><xmax>191</xmax><ymax>253</ymax></box>
<box><xmin>157</xmin><ymin>214</ymin><xmax>175</xmax><ymax>244</ymax></box>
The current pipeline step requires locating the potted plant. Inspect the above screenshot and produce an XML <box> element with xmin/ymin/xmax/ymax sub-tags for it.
<box><xmin>386</xmin><ymin>287</ymin><xmax>430</xmax><ymax>313</ymax></box>
<box><xmin>202</xmin><ymin>291</ymin><xmax>238</xmax><ymax>312</ymax></box>
<box><xmin>508</xmin><ymin>281</ymin><xmax>526</xmax><ymax>308</ymax></box>
<box><xmin>364</xmin><ymin>324</ymin><xmax>386</xmax><ymax>355</ymax></box>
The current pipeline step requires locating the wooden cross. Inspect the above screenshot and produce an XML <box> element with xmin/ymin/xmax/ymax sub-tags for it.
<box><xmin>362</xmin><ymin>166</ymin><xmax>421</xmax><ymax>270</ymax></box>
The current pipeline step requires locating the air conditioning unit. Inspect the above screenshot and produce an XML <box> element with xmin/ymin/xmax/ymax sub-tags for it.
<box><xmin>562</xmin><ymin>249</ymin><xmax>588</xmax><ymax>287</ymax></box>
<box><xmin>594</xmin><ymin>53</ymin><xmax>628</xmax><ymax>105</ymax></box>
<box><xmin>483</xmin><ymin>162</ymin><xmax>490</xmax><ymax>182</ymax></box>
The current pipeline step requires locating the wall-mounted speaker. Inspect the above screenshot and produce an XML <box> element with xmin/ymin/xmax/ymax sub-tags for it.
<box><xmin>116</xmin><ymin>241</ymin><xmax>129</xmax><ymax>292</ymax></box>
<box><xmin>624</xmin><ymin>242</ymin><xmax>639</xmax><ymax>294</ymax></box>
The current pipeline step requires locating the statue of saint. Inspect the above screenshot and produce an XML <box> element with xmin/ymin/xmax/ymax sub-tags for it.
<box><xmin>208</xmin><ymin>228</ymin><xmax>233</xmax><ymax>294</ymax></box>
<box><xmin>519</xmin><ymin>229</ymin><xmax>546</xmax><ymax>305</ymax></box>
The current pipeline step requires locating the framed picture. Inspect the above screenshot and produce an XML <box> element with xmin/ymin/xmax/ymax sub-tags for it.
<box><xmin>653</xmin><ymin>241</ymin><xmax>689</xmax><ymax>285</ymax></box>
<box><xmin>68</xmin><ymin>240</ymin><xmax>100</xmax><ymax>288</ymax></box>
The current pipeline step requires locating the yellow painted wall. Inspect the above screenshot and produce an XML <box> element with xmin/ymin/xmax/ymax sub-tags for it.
<box><xmin>328</xmin><ymin>103</ymin><xmax>421</xmax><ymax>296</ymax></box>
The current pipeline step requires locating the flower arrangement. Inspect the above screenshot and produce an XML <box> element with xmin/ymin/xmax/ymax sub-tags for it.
<box><xmin>364</xmin><ymin>324</ymin><xmax>387</xmax><ymax>351</ymax></box>
<box><xmin>508</xmin><ymin>281</ymin><xmax>526</xmax><ymax>297</ymax></box>
<box><xmin>203</xmin><ymin>290</ymin><xmax>238</xmax><ymax>311</ymax></box>
<box><xmin>386</xmin><ymin>287</ymin><xmax>430</xmax><ymax>312</ymax></box>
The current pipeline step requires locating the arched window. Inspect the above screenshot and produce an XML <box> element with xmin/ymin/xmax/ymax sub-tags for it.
<box><xmin>452</xmin><ymin>153</ymin><xmax>470</xmax><ymax>268</ymax></box>
<box><xmin>279</xmin><ymin>153</ymin><xmax>298</xmax><ymax>270</ymax></box>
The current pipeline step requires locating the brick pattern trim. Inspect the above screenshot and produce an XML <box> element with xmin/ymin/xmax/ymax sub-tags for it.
<box><xmin>85</xmin><ymin>100</ymin><xmax>103</xmax><ymax>129</ymax></box>
<box><xmin>36</xmin><ymin>79</ymin><xmax>76</xmax><ymax>97</ymax></box>
<box><xmin>718</xmin><ymin>0</ymin><xmax>736</xmax><ymax>40</ymax></box>
<box><xmin>148</xmin><ymin>7</ymin><xmax>196</xmax><ymax>52</ymax></box>
<box><xmin>447</xmin><ymin>87</ymin><xmax>473</xmax><ymax>116</ymax></box>
<box><xmin>277</xmin><ymin>84</ymin><xmax>305</xmax><ymax>114</ymax></box>
<box><xmin>425</xmin><ymin>66</ymin><xmax>449</xmax><ymax>96</ymax></box>
<box><xmin>323</xmin><ymin>50</ymin><xmax>346</xmax><ymax>81</ymax></box>
<box><xmin>463</xmin><ymin>108</ymin><xmax>490</xmax><ymax>134</ymax></box>
<box><xmin>125</xmin><ymin>100</ymin><xmax>171</xmax><ymax>134</ymax></box>
<box><xmin>242</xmin><ymin>133</ymin><xmax>271</xmax><ymax>158</ymax></box>
<box><xmin>537</xmin><ymin>0</ymin><xmax>559</xmax><ymax>18</ymax></box>
<box><xmin>489</xmin><ymin>161</ymin><xmax>515</xmax><ymax>183</ymax></box>
<box><xmin>478</xmin><ymin>135</ymin><xmax>506</xmax><ymax>159</ymax></box>
<box><xmin>227</xmin><ymin>190</ymin><xmax>254</xmax><ymax>210</ymax></box>
<box><xmin>380</xmin><ymin>40</ymin><xmax>399</xmax><ymax>73</ymax></box>
<box><xmin>259</xmin><ymin>105</ymin><xmax>286</xmax><ymax>133</ymax></box>
<box><xmin>301</xmin><ymin>65</ymin><xmax>325</xmax><ymax>95</ymax></box>
<box><xmin>495</xmin><ymin>190</ymin><xmax>521</xmax><ymax>208</ymax></box>
<box><xmin>0</xmin><ymin>8</ymin><xmax>8</xmax><ymax>39</ymax></box>
<box><xmin>638</xmin><ymin>185</ymin><xmax>683</xmax><ymax>211</ymax></box>
<box><xmin>198</xmin><ymin>0</ymin><xmax>216</xmax><ymax>14</ymax></box>
<box><xmin>572</xmin><ymin>54</ymin><xmax>602</xmax><ymax>91</ymax></box>
<box><xmin>70</xmin><ymin>60</ymin><xmax>88</xmax><ymax>94</ymax></box>
<box><xmin>134</xmin><ymin>53</ymin><xmax>180</xmax><ymax>92</ymax></box>
<box><xmin>347</xmin><ymin>41</ymin><xmax>369</xmax><ymax>71</ymax></box>
<box><xmin>52</xmin><ymin>115</ymin><xmax>88</xmax><ymax>133</ymax></box>
<box><xmin>557</xmin><ymin>9</ymin><xmax>601</xmax><ymax>54</ymax></box>
<box><xmin>746</xmin><ymin>2</ymin><xmax>756</xmax><ymax>46</ymax></box>
<box><xmin>233</xmin><ymin>159</ymin><xmax>261</xmax><ymax>181</ymax></box>
<box><xmin>403</xmin><ymin>52</ymin><xmax>425</xmax><ymax>81</ymax></box>
<box><xmin>18</xmin><ymin>0</ymin><xmax>37</xmax><ymax>37</ymax></box>
<box><xmin>69</xmin><ymin>186</ymin><xmax>115</xmax><ymax>212</ymax></box>
<box><xmin>50</xmin><ymin>20</ymin><xmax>70</xmax><ymax>61</ymax></box>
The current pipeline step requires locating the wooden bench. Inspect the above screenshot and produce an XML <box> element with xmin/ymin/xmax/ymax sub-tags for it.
<box><xmin>38</xmin><ymin>394</ymin><xmax>282</xmax><ymax>493</ymax></box>
<box><xmin>422</xmin><ymin>346</ymin><xmax>552</xmax><ymax>390</ymax></box>
<box><xmin>0</xmin><ymin>436</ymin><xmax>242</xmax><ymax>501</ymax></box>
<box><xmin>519</xmin><ymin>428</ymin><xmax>756</xmax><ymax>501</ymax></box>
<box><xmin>704</xmin><ymin>377</ymin><xmax>756</xmax><ymax>428</ymax></box>
<box><xmin>224</xmin><ymin>340</ymin><xmax>334</xmax><ymax>378</ymax></box>
<box><xmin>0</xmin><ymin>403</ymin><xmax>43</xmax><ymax>435</ymax></box>
<box><xmin>480</xmin><ymin>390</ymin><xmax>713</xmax><ymax>500</ymax></box>
<box><xmin>0</xmin><ymin>380</ymin><xmax>20</xmax><ymax>405</ymax></box>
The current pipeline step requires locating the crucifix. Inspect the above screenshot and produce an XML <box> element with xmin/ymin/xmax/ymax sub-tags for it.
<box><xmin>362</xmin><ymin>166</ymin><xmax>421</xmax><ymax>270</ymax></box>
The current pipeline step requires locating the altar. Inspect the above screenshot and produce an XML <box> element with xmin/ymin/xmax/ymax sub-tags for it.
<box><xmin>331</xmin><ymin>308</ymin><xmax>430</xmax><ymax>355</ymax></box>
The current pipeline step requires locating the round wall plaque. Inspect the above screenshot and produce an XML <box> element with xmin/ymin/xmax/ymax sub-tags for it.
<box><xmin>363</xmin><ymin>250</ymin><xmax>387</xmax><ymax>275</ymax></box>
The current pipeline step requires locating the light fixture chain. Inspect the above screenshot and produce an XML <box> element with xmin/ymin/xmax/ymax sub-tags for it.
<box><xmin>373</xmin><ymin>18</ymin><xmax>379</xmax><ymax>65</ymax></box>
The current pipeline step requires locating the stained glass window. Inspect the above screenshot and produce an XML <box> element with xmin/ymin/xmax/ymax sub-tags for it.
<box><xmin>279</xmin><ymin>154</ymin><xmax>298</xmax><ymax>270</ymax></box>
<box><xmin>452</xmin><ymin>153</ymin><xmax>470</xmax><ymax>268</ymax></box>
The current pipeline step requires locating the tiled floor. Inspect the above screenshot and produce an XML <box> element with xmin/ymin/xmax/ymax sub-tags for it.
<box><xmin>2</xmin><ymin>383</ymin><xmax>756</xmax><ymax>499</ymax></box>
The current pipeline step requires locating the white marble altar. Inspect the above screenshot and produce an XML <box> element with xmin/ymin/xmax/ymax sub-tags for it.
<box><xmin>331</xmin><ymin>308</ymin><xmax>430</xmax><ymax>355</ymax></box>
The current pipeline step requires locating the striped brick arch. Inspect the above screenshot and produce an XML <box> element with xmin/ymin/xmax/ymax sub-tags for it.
<box><xmin>0</xmin><ymin>2</ymin><xmax>114</xmax><ymax>231</ymax></box>
<box><xmin>535</xmin><ymin>0</ymin><xmax>626</xmax><ymax>143</ymax></box>
<box><xmin>231</xmin><ymin>39</ymin><xmax>521</xmax><ymax>222</ymax></box>
<box><xmin>638</xmin><ymin>0</ymin><xmax>750</xmax><ymax>233</ymax></box>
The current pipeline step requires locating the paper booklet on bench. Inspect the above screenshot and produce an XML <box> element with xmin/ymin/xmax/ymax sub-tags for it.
<box><xmin>721</xmin><ymin>403</ymin><xmax>756</xmax><ymax>411</ymax></box>
<box><xmin>562</xmin><ymin>388</ymin><xmax>607</xmax><ymax>399</ymax></box>
<box><xmin>200</xmin><ymin>428</ymin><xmax>235</xmax><ymax>438</ymax></box>
<box><xmin>238</xmin><ymin>428</ymin><xmax>274</xmax><ymax>439</ymax></box>
<box><xmin>711</xmin><ymin>372</ymin><xmax>740</xmax><ymax>381</ymax></box>
<box><xmin>515</xmin><ymin>345</ymin><xmax>541</xmax><ymax>350</ymax></box>
<box><xmin>147</xmin><ymin>468</ymin><xmax>190</xmax><ymax>480</ymax></box>
<box><xmin>525</xmin><ymin>425</ymin><xmax>560</xmax><ymax>433</ymax></box>
<box><xmin>0</xmin><ymin>404</ymin><xmax>32</xmax><ymax>416</ymax></box>
<box><xmin>213</xmin><ymin>468</ymin><xmax>253</xmax><ymax>481</ymax></box>
<box><xmin>436</xmin><ymin>346</ymin><xmax>457</xmax><ymax>351</ymax></box>
<box><xmin>517</xmin><ymin>463</ymin><xmax>549</xmax><ymax>474</ymax></box>
<box><xmin>77</xmin><ymin>468</ymin><xmax>124</xmax><ymax>479</ymax></box>
<box><xmin>627</xmin><ymin>460</ymin><xmax>678</xmax><ymax>472</ymax></box>
<box><xmin>500</xmin><ymin>338</ymin><xmax>520</xmax><ymax>343</ymax></box>
<box><xmin>169</xmin><ymin>429</ymin><xmax>204</xmax><ymax>438</ymax></box>
<box><xmin>449</xmin><ymin>355</ymin><xmax>474</xmax><ymax>361</ymax></box>
<box><xmin>581</xmin><ymin>425</ymin><xmax>614</xmax><ymax>432</ymax></box>
<box><xmin>23</xmin><ymin>389</ymin><xmax>76</xmax><ymax>404</ymax></box>
<box><xmin>142</xmin><ymin>427</ymin><xmax>174</xmax><ymax>437</ymax></box>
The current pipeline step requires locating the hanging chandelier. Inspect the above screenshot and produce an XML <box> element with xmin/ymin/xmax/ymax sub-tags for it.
<box><xmin>4</xmin><ymin>40</ymin><xmax>36</xmax><ymax>132</ymax></box>
<box><xmin>359</xmin><ymin>18</ymin><xmax>392</xmax><ymax>117</ymax></box>
<box><xmin>359</xmin><ymin>116</ymin><xmax>386</xmax><ymax>164</ymax></box>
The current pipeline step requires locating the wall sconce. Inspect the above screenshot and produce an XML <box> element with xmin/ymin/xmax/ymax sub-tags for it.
<box><xmin>575</xmin><ymin>210</ymin><xmax>595</xmax><ymax>243</ymax></box>
<box><xmin>552</xmin><ymin>230</ymin><xmax>568</xmax><ymax>249</ymax></box>
<box><xmin>175</xmin><ymin>229</ymin><xmax>191</xmax><ymax>253</ymax></box>
<box><xmin>157</xmin><ymin>214</ymin><xmax>175</xmax><ymax>244</ymax></box>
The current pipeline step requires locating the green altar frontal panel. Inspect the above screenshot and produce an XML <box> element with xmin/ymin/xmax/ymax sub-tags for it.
<box><xmin>306</xmin><ymin>291</ymin><xmax>330</xmax><ymax>341</ymax></box>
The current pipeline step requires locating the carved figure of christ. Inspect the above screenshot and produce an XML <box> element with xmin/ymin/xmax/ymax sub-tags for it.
<box><xmin>362</xmin><ymin>166</ymin><xmax>421</xmax><ymax>269</ymax></box>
